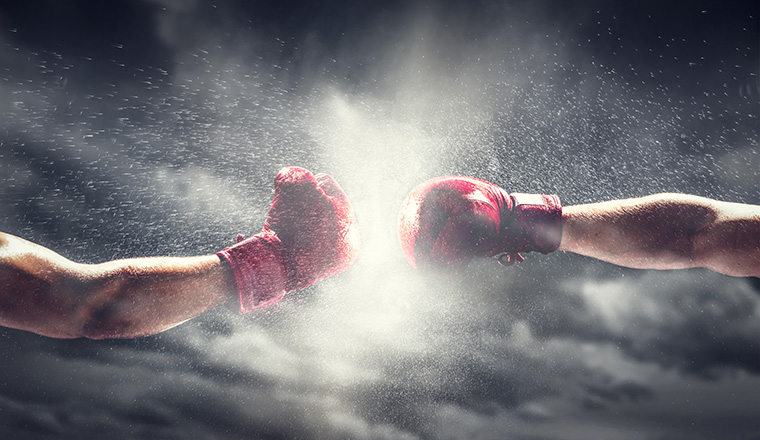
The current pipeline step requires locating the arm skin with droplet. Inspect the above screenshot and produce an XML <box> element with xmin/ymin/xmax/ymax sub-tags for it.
<box><xmin>0</xmin><ymin>232</ymin><xmax>238</xmax><ymax>339</ymax></box>
<box><xmin>559</xmin><ymin>193</ymin><xmax>760</xmax><ymax>277</ymax></box>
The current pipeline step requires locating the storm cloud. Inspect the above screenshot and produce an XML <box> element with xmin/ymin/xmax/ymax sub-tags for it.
<box><xmin>0</xmin><ymin>1</ymin><xmax>758</xmax><ymax>439</ymax></box>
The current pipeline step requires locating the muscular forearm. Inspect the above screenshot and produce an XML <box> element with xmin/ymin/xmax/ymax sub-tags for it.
<box><xmin>558</xmin><ymin>194</ymin><xmax>708</xmax><ymax>270</ymax></box>
<box><xmin>558</xmin><ymin>193</ymin><xmax>760</xmax><ymax>277</ymax></box>
<box><xmin>77</xmin><ymin>255</ymin><xmax>237</xmax><ymax>339</ymax></box>
<box><xmin>0</xmin><ymin>233</ymin><xmax>237</xmax><ymax>339</ymax></box>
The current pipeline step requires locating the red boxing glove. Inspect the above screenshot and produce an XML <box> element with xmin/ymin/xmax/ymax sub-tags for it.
<box><xmin>397</xmin><ymin>176</ymin><xmax>562</xmax><ymax>271</ymax></box>
<box><xmin>217</xmin><ymin>167</ymin><xmax>360</xmax><ymax>312</ymax></box>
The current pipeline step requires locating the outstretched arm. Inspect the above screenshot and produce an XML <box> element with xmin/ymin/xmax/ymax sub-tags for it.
<box><xmin>0</xmin><ymin>232</ymin><xmax>237</xmax><ymax>339</ymax></box>
<box><xmin>0</xmin><ymin>166</ymin><xmax>360</xmax><ymax>339</ymax></box>
<box><xmin>559</xmin><ymin>193</ymin><xmax>760</xmax><ymax>277</ymax></box>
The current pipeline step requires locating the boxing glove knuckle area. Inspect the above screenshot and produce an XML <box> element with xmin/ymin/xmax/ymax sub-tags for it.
<box><xmin>398</xmin><ymin>176</ymin><xmax>562</xmax><ymax>271</ymax></box>
<box><xmin>218</xmin><ymin>167</ymin><xmax>361</xmax><ymax>313</ymax></box>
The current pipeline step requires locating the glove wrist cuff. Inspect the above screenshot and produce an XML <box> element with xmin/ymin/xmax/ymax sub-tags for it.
<box><xmin>507</xmin><ymin>193</ymin><xmax>563</xmax><ymax>254</ymax></box>
<box><xmin>216</xmin><ymin>234</ymin><xmax>287</xmax><ymax>313</ymax></box>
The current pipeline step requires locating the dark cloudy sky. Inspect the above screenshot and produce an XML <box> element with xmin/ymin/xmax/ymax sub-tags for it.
<box><xmin>0</xmin><ymin>1</ymin><xmax>758</xmax><ymax>439</ymax></box>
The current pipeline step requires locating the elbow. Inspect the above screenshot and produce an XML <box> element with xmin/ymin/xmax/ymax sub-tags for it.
<box><xmin>691</xmin><ymin>217</ymin><xmax>760</xmax><ymax>277</ymax></box>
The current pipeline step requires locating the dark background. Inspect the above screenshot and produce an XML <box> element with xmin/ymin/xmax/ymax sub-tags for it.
<box><xmin>0</xmin><ymin>1</ymin><xmax>758</xmax><ymax>439</ymax></box>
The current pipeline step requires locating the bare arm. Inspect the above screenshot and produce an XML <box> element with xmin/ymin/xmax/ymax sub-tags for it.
<box><xmin>0</xmin><ymin>232</ymin><xmax>237</xmax><ymax>339</ymax></box>
<box><xmin>559</xmin><ymin>193</ymin><xmax>760</xmax><ymax>277</ymax></box>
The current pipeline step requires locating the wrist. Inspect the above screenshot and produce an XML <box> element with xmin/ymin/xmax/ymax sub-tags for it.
<box><xmin>503</xmin><ymin>193</ymin><xmax>563</xmax><ymax>255</ymax></box>
<box><xmin>216</xmin><ymin>234</ymin><xmax>287</xmax><ymax>313</ymax></box>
